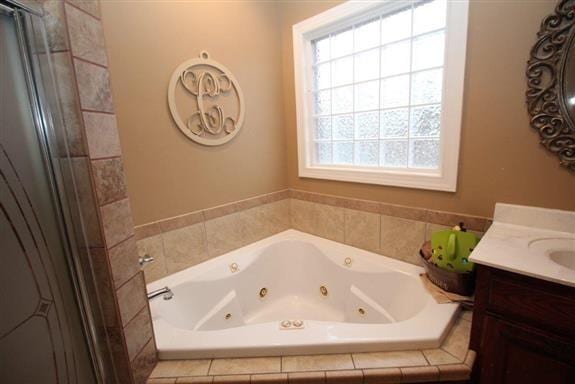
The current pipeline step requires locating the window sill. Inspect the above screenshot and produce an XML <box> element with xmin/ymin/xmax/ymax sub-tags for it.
<box><xmin>298</xmin><ymin>165</ymin><xmax>457</xmax><ymax>192</ymax></box>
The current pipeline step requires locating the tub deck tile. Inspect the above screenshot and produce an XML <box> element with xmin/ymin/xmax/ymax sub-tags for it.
<box><xmin>437</xmin><ymin>364</ymin><xmax>471</xmax><ymax>382</ymax></box>
<box><xmin>325</xmin><ymin>369</ymin><xmax>363</xmax><ymax>384</ymax></box>
<box><xmin>212</xmin><ymin>374</ymin><xmax>251</xmax><ymax>383</ymax></box>
<box><xmin>150</xmin><ymin>360</ymin><xmax>212</xmax><ymax>378</ymax></box>
<box><xmin>282</xmin><ymin>354</ymin><xmax>354</xmax><ymax>372</ymax></box>
<box><xmin>251</xmin><ymin>373</ymin><xmax>289</xmax><ymax>383</ymax></box>
<box><xmin>176</xmin><ymin>376</ymin><xmax>214</xmax><ymax>383</ymax></box>
<box><xmin>209</xmin><ymin>357</ymin><xmax>281</xmax><ymax>375</ymax></box>
<box><xmin>287</xmin><ymin>371</ymin><xmax>326</xmax><ymax>383</ymax></box>
<box><xmin>147</xmin><ymin>379</ymin><xmax>176</xmax><ymax>384</ymax></box>
<box><xmin>400</xmin><ymin>366</ymin><xmax>440</xmax><ymax>382</ymax></box>
<box><xmin>352</xmin><ymin>350</ymin><xmax>428</xmax><ymax>369</ymax></box>
<box><xmin>422</xmin><ymin>349</ymin><xmax>460</xmax><ymax>366</ymax></box>
<box><xmin>460</xmin><ymin>309</ymin><xmax>473</xmax><ymax>322</ymax></box>
<box><xmin>362</xmin><ymin>367</ymin><xmax>402</xmax><ymax>383</ymax></box>
<box><xmin>439</xmin><ymin>317</ymin><xmax>472</xmax><ymax>361</ymax></box>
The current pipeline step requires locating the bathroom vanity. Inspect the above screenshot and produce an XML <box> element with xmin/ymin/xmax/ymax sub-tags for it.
<box><xmin>469</xmin><ymin>204</ymin><xmax>575</xmax><ymax>383</ymax></box>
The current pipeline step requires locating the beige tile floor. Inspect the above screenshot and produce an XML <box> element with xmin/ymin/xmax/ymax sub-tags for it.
<box><xmin>147</xmin><ymin>310</ymin><xmax>474</xmax><ymax>384</ymax></box>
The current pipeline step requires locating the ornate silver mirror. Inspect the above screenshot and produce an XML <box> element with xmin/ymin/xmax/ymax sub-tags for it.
<box><xmin>526</xmin><ymin>0</ymin><xmax>575</xmax><ymax>171</ymax></box>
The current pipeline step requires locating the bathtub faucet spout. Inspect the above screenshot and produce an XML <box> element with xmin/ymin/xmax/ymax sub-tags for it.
<box><xmin>147</xmin><ymin>286</ymin><xmax>173</xmax><ymax>301</ymax></box>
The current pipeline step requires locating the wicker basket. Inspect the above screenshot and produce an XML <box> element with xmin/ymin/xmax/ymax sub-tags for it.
<box><xmin>419</xmin><ymin>241</ymin><xmax>475</xmax><ymax>296</ymax></box>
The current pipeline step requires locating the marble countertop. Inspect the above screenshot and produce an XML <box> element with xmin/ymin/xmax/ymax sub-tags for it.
<box><xmin>469</xmin><ymin>203</ymin><xmax>575</xmax><ymax>288</ymax></box>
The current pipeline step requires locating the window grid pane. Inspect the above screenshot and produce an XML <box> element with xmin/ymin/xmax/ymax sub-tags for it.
<box><xmin>311</xmin><ymin>0</ymin><xmax>446</xmax><ymax>170</ymax></box>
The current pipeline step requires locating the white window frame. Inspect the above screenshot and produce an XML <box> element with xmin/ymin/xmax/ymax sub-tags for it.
<box><xmin>292</xmin><ymin>0</ymin><xmax>469</xmax><ymax>192</ymax></box>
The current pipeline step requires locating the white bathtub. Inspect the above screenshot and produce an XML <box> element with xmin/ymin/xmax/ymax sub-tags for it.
<box><xmin>148</xmin><ymin>230</ymin><xmax>459</xmax><ymax>359</ymax></box>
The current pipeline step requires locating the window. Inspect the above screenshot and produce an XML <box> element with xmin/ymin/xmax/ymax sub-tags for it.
<box><xmin>293</xmin><ymin>0</ymin><xmax>469</xmax><ymax>191</ymax></box>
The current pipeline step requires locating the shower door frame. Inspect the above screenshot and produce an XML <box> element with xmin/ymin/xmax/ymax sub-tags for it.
<box><xmin>1</xmin><ymin>0</ymin><xmax>107</xmax><ymax>382</ymax></box>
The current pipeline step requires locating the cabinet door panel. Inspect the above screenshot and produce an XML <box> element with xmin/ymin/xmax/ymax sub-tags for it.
<box><xmin>479</xmin><ymin>316</ymin><xmax>575</xmax><ymax>384</ymax></box>
<box><xmin>487</xmin><ymin>274</ymin><xmax>575</xmax><ymax>338</ymax></box>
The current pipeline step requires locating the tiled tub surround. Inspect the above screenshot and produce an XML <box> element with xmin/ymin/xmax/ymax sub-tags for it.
<box><xmin>136</xmin><ymin>191</ymin><xmax>291</xmax><ymax>282</ymax></box>
<box><xmin>136</xmin><ymin>189</ymin><xmax>490</xmax><ymax>283</ymax></box>
<box><xmin>39</xmin><ymin>0</ymin><xmax>156</xmax><ymax>382</ymax></box>
<box><xmin>146</xmin><ymin>310</ymin><xmax>474</xmax><ymax>383</ymax></box>
<box><xmin>136</xmin><ymin>190</ymin><xmax>484</xmax><ymax>382</ymax></box>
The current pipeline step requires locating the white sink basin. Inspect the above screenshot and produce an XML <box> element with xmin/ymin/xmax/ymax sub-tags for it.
<box><xmin>469</xmin><ymin>203</ymin><xmax>575</xmax><ymax>287</ymax></box>
<box><xmin>529</xmin><ymin>238</ymin><xmax>575</xmax><ymax>270</ymax></box>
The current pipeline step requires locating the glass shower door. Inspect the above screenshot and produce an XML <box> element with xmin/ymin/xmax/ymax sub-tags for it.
<box><xmin>0</xmin><ymin>5</ymin><xmax>98</xmax><ymax>384</ymax></box>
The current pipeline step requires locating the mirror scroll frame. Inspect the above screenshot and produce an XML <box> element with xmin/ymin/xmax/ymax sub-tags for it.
<box><xmin>526</xmin><ymin>0</ymin><xmax>575</xmax><ymax>172</ymax></box>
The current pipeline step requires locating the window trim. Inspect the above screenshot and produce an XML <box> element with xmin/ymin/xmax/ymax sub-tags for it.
<box><xmin>292</xmin><ymin>0</ymin><xmax>469</xmax><ymax>192</ymax></box>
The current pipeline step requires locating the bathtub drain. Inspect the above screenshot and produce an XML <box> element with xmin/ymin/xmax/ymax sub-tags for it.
<box><xmin>225</xmin><ymin>313</ymin><xmax>232</xmax><ymax>320</ymax></box>
<box><xmin>320</xmin><ymin>285</ymin><xmax>328</xmax><ymax>296</ymax></box>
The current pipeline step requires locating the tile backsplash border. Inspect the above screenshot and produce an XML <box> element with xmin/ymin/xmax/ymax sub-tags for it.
<box><xmin>136</xmin><ymin>189</ymin><xmax>491</xmax><ymax>283</ymax></box>
<box><xmin>135</xmin><ymin>189</ymin><xmax>290</xmax><ymax>240</ymax></box>
<box><xmin>289</xmin><ymin>190</ymin><xmax>492</xmax><ymax>232</ymax></box>
<box><xmin>135</xmin><ymin>189</ymin><xmax>491</xmax><ymax>240</ymax></box>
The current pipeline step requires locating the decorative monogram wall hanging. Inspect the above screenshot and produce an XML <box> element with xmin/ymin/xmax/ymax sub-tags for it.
<box><xmin>168</xmin><ymin>51</ymin><xmax>245</xmax><ymax>146</ymax></box>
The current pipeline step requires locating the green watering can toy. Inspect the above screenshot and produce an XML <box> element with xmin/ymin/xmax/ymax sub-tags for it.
<box><xmin>431</xmin><ymin>223</ymin><xmax>478</xmax><ymax>273</ymax></box>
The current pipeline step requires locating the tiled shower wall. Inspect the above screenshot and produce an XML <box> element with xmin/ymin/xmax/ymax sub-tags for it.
<box><xmin>136</xmin><ymin>189</ymin><xmax>490</xmax><ymax>283</ymax></box>
<box><xmin>40</xmin><ymin>0</ymin><xmax>155</xmax><ymax>382</ymax></box>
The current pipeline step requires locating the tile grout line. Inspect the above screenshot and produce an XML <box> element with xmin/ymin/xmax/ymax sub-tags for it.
<box><xmin>206</xmin><ymin>358</ymin><xmax>214</xmax><ymax>376</ymax></box>
<box><xmin>421</xmin><ymin>350</ymin><xmax>432</xmax><ymax>366</ymax></box>
<box><xmin>81</xmin><ymin>108</ymin><xmax>115</xmax><ymax>115</ymax></box>
<box><xmin>129</xmin><ymin>335</ymin><xmax>154</xmax><ymax>364</ymax></box>
<box><xmin>123</xmin><ymin>304</ymin><xmax>148</xmax><ymax>331</ymax></box>
<box><xmin>64</xmin><ymin>0</ymin><xmax>101</xmax><ymax>21</ymax></box>
<box><xmin>71</xmin><ymin>53</ymin><xmax>108</xmax><ymax>70</ymax></box>
<box><xmin>98</xmin><ymin>193</ymin><xmax>129</xmax><ymax>211</ymax></box>
<box><xmin>439</xmin><ymin>346</ymin><xmax>464</xmax><ymax>362</ymax></box>
<box><xmin>349</xmin><ymin>353</ymin><xmax>358</xmax><ymax>370</ymax></box>
<box><xmin>201</xmin><ymin>219</ymin><xmax>211</xmax><ymax>264</ymax></box>
<box><xmin>90</xmin><ymin>154</ymin><xmax>123</xmax><ymax>162</ymax></box>
<box><xmin>117</xmin><ymin>273</ymin><xmax>147</xmax><ymax>326</ymax></box>
<box><xmin>343</xmin><ymin>206</ymin><xmax>347</xmax><ymax>244</ymax></box>
<box><xmin>158</xmin><ymin>229</ymin><xmax>169</xmax><ymax>278</ymax></box>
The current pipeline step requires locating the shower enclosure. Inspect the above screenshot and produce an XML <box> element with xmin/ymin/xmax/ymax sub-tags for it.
<box><xmin>1</xmin><ymin>0</ymin><xmax>108</xmax><ymax>382</ymax></box>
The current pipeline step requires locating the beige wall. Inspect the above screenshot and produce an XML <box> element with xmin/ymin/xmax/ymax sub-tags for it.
<box><xmin>100</xmin><ymin>1</ymin><xmax>287</xmax><ymax>225</ymax></box>
<box><xmin>102</xmin><ymin>0</ymin><xmax>574</xmax><ymax>226</ymax></box>
<box><xmin>281</xmin><ymin>0</ymin><xmax>575</xmax><ymax>218</ymax></box>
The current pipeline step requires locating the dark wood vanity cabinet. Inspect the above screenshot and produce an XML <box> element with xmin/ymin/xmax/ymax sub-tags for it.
<box><xmin>470</xmin><ymin>265</ymin><xmax>575</xmax><ymax>384</ymax></box>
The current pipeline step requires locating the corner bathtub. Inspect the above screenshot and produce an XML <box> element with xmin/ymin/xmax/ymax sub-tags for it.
<box><xmin>148</xmin><ymin>230</ymin><xmax>459</xmax><ymax>359</ymax></box>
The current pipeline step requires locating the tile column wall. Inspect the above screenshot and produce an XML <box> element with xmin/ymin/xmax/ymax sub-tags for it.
<box><xmin>40</xmin><ymin>1</ymin><xmax>156</xmax><ymax>382</ymax></box>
